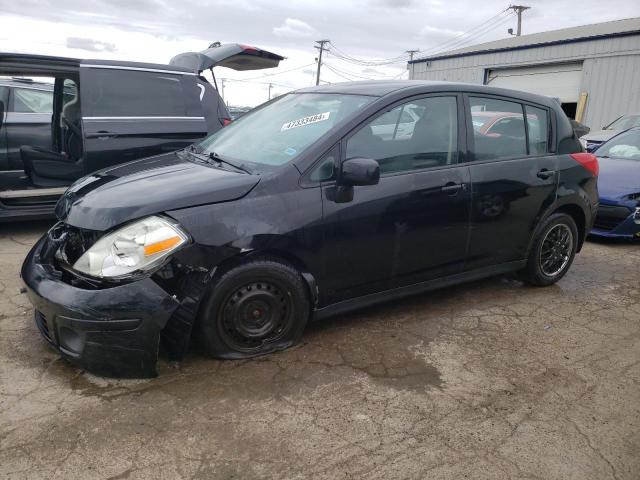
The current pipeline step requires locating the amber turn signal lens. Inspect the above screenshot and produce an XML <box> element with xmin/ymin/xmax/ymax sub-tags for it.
<box><xmin>143</xmin><ymin>236</ymin><xmax>182</xmax><ymax>256</ymax></box>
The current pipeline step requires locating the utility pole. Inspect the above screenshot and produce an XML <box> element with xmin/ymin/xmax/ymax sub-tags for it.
<box><xmin>314</xmin><ymin>39</ymin><xmax>330</xmax><ymax>86</ymax></box>
<box><xmin>220</xmin><ymin>78</ymin><xmax>225</xmax><ymax>102</ymax></box>
<box><xmin>406</xmin><ymin>49</ymin><xmax>419</xmax><ymax>62</ymax></box>
<box><xmin>268</xmin><ymin>83</ymin><xmax>272</xmax><ymax>100</ymax></box>
<box><xmin>508</xmin><ymin>5</ymin><xmax>530</xmax><ymax>36</ymax></box>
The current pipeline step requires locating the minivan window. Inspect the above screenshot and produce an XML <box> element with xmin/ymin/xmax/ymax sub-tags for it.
<box><xmin>83</xmin><ymin>69</ymin><xmax>192</xmax><ymax>117</ymax></box>
<box><xmin>525</xmin><ymin>105</ymin><xmax>549</xmax><ymax>155</ymax></box>
<box><xmin>470</xmin><ymin>97</ymin><xmax>526</xmax><ymax>161</ymax></box>
<box><xmin>199</xmin><ymin>93</ymin><xmax>374</xmax><ymax>168</ymax></box>
<box><xmin>346</xmin><ymin>96</ymin><xmax>458</xmax><ymax>174</ymax></box>
<box><xmin>12</xmin><ymin>87</ymin><xmax>53</xmax><ymax>113</ymax></box>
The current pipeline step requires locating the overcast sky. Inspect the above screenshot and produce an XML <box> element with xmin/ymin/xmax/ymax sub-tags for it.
<box><xmin>1</xmin><ymin>0</ymin><xmax>639</xmax><ymax>106</ymax></box>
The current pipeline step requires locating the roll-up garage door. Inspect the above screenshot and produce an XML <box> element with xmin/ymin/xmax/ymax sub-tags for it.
<box><xmin>485</xmin><ymin>63</ymin><xmax>583</xmax><ymax>102</ymax></box>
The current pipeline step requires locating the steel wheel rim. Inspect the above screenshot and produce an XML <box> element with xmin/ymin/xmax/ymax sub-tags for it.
<box><xmin>539</xmin><ymin>224</ymin><xmax>573</xmax><ymax>277</ymax></box>
<box><xmin>218</xmin><ymin>280</ymin><xmax>292</xmax><ymax>352</ymax></box>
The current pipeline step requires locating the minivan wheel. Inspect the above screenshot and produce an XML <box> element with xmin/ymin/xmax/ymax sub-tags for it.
<box><xmin>523</xmin><ymin>213</ymin><xmax>578</xmax><ymax>286</ymax></box>
<box><xmin>198</xmin><ymin>259</ymin><xmax>310</xmax><ymax>358</ymax></box>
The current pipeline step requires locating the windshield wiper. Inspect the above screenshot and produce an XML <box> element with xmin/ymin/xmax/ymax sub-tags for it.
<box><xmin>207</xmin><ymin>152</ymin><xmax>252</xmax><ymax>174</ymax></box>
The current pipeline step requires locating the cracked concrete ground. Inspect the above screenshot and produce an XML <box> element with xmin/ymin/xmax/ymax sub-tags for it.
<box><xmin>1</xmin><ymin>221</ymin><xmax>639</xmax><ymax>479</ymax></box>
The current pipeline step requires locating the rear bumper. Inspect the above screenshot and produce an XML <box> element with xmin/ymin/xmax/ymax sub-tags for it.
<box><xmin>21</xmin><ymin>235</ymin><xmax>180</xmax><ymax>377</ymax></box>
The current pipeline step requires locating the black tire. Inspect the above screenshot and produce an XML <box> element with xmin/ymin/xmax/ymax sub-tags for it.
<box><xmin>522</xmin><ymin>213</ymin><xmax>578</xmax><ymax>286</ymax></box>
<box><xmin>197</xmin><ymin>259</ymin><xmax>310</xmax><ymax>359</ymax></box>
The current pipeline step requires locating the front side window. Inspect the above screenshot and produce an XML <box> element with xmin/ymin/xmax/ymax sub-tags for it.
<box><xmin>526</xmin><ymin>105</ymin><xmax>549</xmax><ymax>155</ymax></box>
<box><xmin>12</xmin><ymin>87</ymin><xmax>53</xmax><ymax>113</ymax></box>
<box><xmin>199</xmin><ymin>93</ymin><xmax>374</xmax><ymax>168</ymax></box>
<box><xmin>346</xmin><ymin>96</ymin><xmax>458</xmax><ymax>174</ymax></box>
<box><xmin>470</xmin><ymin>97</ymin><xmax>526</xmax><ymax>161</ymax></box>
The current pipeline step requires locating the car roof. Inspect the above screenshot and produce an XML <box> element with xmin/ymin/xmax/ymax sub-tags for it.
<box><xmin>295</xmin><ymin>80</ymin><xmax>560</xmax><ymax>108</ymax></box>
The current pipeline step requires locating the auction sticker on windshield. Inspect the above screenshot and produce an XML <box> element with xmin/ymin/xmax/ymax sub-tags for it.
<box><xmin>281</xmin><ymin>112</ymin><xmax>331</xmax><ymax>131</ymax></box>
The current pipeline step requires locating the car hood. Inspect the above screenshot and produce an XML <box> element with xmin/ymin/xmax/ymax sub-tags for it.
<box><xmin>596</xmin><ymin>156</ymin><xmax>640</xmax><ymax>201</ymax></box>
<box><xmin>584</xmin><ymin>130</ymin><xmax>620</xmax><ymax>142</ymax></box>
<box><xmin>56</xmin><ymin>152</ymin><xmax>260</xmax><ymax>231</ymax></box>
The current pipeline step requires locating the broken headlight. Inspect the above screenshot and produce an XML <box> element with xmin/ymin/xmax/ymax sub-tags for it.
<box><xmin>73</xmin><ymin>216</ymin><xmax>188</xmax><ymax>278</ymax></box>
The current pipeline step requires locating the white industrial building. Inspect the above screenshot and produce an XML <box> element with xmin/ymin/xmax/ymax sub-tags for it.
<box><xmin>409</xmin><ymin>17</ymin><xmax>640</xmax><ymax>130</ymax></box>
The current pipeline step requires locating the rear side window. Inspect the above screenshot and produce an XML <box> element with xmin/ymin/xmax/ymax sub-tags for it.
<box><xmin>82</xmin><ymin>69</ymin><xmax>198</xmax><ymax>117</ymax></box>
<box><xmin>12</xmin><ymin>87</ymin><xmax>53</xmax><ymax>113</ymax></box>
<box><xmin>525</xmin><ymin>105</ymin><xmax>549</xmax><ymax>155</ymax></box>
<box><xmin>470</xmin><ymin>97</ymin><xmax>526</xmax><ymax>161</ymax></box>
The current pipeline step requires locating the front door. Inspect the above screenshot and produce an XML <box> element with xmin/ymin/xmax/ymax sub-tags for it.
<box><xmin>465</xmin><ymin>96</ymin><xmax>558</xmax><ymax>269</ymax></box>
<box><xmin>320</xmin><ymin>94</ymin><xmax>471</xmax><ymax>304</ymax></box>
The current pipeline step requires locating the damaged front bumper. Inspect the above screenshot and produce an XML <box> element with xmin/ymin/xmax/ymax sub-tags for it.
<box><xmin>21</xmin><ymin>234</ymin><xmax>187</xmax><ymax>378</ymax></box>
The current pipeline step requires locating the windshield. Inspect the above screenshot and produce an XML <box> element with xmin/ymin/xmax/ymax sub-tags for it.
<box><xmin>606</xmin><ymin>114</ymin><xmax>640</xmax><ymax>130</ymax></box>
<box><xmin>198</xmin><ymin>93</ymin><xmax>374</xmax><ymax>168</ymax></box>
<box><xmin>596</xmin><ymin>129</ymin><xmax>640</xmax><ymax>160</ymax></box>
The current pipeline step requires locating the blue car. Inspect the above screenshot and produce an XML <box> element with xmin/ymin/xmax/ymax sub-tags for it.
<box><xmin>591</xmin><ymin>127</ymin><xmax>640</xmax><ymax>239</ymax></box>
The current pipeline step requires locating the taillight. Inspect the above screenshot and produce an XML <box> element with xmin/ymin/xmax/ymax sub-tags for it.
<box><xmin>570</xmin><ymin>152</ymin><xmax>599</xmax><ymax>177</ymax></box>
<box><xmin>222</xmin><ymin>118</ymin><xmax>232</xmax><ymax>126</ymax></box>
<box><xmin>239</xmin><ymin>44</ymin><xmax>258</xmax><ymax>53</ymax></box>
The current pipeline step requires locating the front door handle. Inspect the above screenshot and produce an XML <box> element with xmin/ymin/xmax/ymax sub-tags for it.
<box><xmin>441</xmin><ymin>182</ymin><xmax>463</xmax><ymax>195</ymax></box>
<box><xmin>537</xmin><ymin>168</ymin><xmax>555</xmax><ymax>179</ymax></box>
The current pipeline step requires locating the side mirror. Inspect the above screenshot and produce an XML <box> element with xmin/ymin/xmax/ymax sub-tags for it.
<box><xmin>340</xmin><ymin>157</ymin><xmax>380</xmax><ymax>186</ymax></box>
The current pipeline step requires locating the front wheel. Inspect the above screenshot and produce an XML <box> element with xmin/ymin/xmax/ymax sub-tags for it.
<box><xmin>522</xmin><ymin>213</ymin><xmax>578</xmax><ymax>286</ymax></box>
<box><xmin>197</xmin><ymin>259</ymin><xmax>310</xmax><ymax>358</ymax></box>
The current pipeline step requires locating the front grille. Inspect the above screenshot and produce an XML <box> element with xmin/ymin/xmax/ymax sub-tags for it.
<box><xmin>34</xmin><ymin>311</ymin><xmax>54</xmax><ymax>345</ymax></box>
<box><xmin>593</xmin><ymin>205</ymin><xmax>632</xmax><ymax>231</ymax></box>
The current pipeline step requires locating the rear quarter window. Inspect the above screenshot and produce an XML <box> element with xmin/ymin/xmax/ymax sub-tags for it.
<box><xmin>81</xmin><ymin>68</ymin><xmax>201</xmax><ymax>117</ymax></box>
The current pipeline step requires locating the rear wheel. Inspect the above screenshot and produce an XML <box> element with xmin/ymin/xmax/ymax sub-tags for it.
<box><xmin>523</xmin><ymin>213</ymin><xmax>578</xmax><ymax>286</ymax></box>
<box><xmin>198</xmin><ymin>259</ymin><xmax>309</xmax><ymax>358</ymax></box>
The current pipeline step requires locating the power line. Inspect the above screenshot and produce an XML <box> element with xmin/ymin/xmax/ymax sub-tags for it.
<box><xmin>427</xmin><ymin>12</ymin><xmax>515</xmax><ymax>56</ymax></box>
<box><xmin>327</xmin><ymin>42</ymin><xmax>410</xmax><ymax>66</ymax></box>
<box><xmin>323</xmin><ymin>62</ymin><xmax>404</xmax><ymax>81</ymax></box>
<box><xmin>235</xmin><ymin>62</ymin><xmax>316</xmax><ymax>82</ymax></box>
<box><xmin>220</xmin><ymin>77</ymin><xmax>293</xmax><ymax>89</ymax></box>
<box><xmin>414</xmin><ymin>9</ymin><xmax>514</xmax><ymax>60</ymax></box>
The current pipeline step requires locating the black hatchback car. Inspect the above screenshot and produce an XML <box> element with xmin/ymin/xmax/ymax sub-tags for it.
<box><xmin>22</xmin><ymin>81</ymin><xmax>599</xmax><ymax>377</ymax></box>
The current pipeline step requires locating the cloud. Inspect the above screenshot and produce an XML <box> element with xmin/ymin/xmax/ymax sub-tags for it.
<box><xmin>66</xmin><ymin>37</ymin><xmax>116</xmax><ymax>52</ymax></box>
<box><xmin>273</xmin><ymin>18</ymin><xmax>315</xmax><ymax>38</ymax></box>
<box><xmin>419</xmin><ymin>25</ymin><xmax>464</xmax><ymax>38</ymax></box>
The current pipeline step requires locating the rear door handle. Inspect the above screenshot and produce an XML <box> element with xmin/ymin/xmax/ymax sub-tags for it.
<box><xmin>537</xmin><ymin>168</ymin><xmax>555</xmax><ymax>179</ymax></box>
<box><xmin>441</xmin><ymin>182</ymin><xmax>463</xmax><ymax>195</ymax></box>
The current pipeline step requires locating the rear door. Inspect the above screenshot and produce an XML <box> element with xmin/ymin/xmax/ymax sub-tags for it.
<box><xmin>80</xmin><ymin>65</ymin><xmax>208</xmax><ymax>173</ymax></box>
<box><xmin>464</xmin><ymin>95</ymin><xmax>557</xmax><ymax>269</ymax></box>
